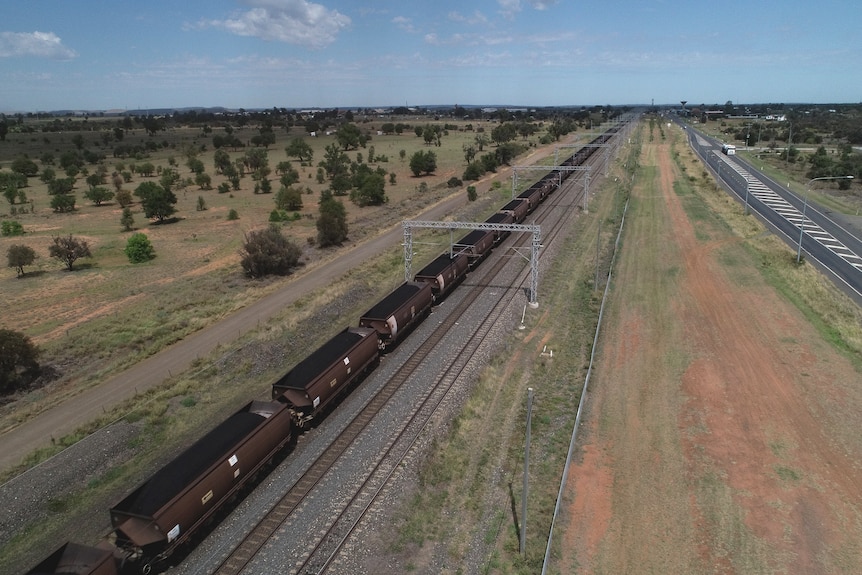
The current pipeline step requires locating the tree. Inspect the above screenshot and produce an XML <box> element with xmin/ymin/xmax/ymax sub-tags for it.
<box><xmin>806</xmin><ymin>146</ymin><xmax>835</xmax><ymax>180</ymax></box>
<box><xmin>475</xmin><ymin>133</ymin><xmax>489</xmax><ymax>151</ymax></box>
<box><xmin>463</xmin><ymin>143</ymin><xmax>477</xmax><ymax>164</ymax></box>
<box><xmin>187</xmin><ymin>157</ymin><xmax>205</xmax><ymax>175</ymax></box>
<box><xmin>467</xmin><ymin>185</ymin><xmax>478</xmax><ymax>202</ymax></box>
<box><xmin>3</xmin><ymin>185</ymin><xmax>18</xmax><ymax>205</ymax></box>
<box><xmin>277</xmin><ymin>162</ymin><xmax>300</xmax><ymax>187</ymax></box>
<box><xmin>11</xmin><ymin>156</ymin><xmax>39</xmax><ymax>177</ymax></box>
<box><xmin>86</xmin><ymin>172</ymin><xmax>105</xmax><ymax>189</ymax></box>
<box><xmin>120</xmin><ymin>207</ymin><xmax>135</xmax><ymax>231</ymax></box>
<box><xmin>463</xmin><ymin>160</ymin><xmax>484</xmax><ymax>181</ymax></box>
<box><xmin>480</xmin><ymin>152</ymin><xmax>499</xmax><ymax>173</ymax></box>
<box><xmin>50</xmin><ymin>194</ymin><xmax>77</xmax><ymax>213</ymax></box>
<box><xmin>0</xmin><ymin>118</ymin><xmax>8</xmax><ymax>142</ymax></box>
<box><xmin>239</xmin><ymin>225</ymin><xmax>301</xmax><ymax>278</ymax></box>
<box><xmin>135</xmin><ymin>181</ymin><xmax>177</xmax><ymax>222</ymax></box>
<box><xmin>491</xmin><ymin>123</ymin><xmax>517</xmax><ymax>145</ymax></box>
<box><xmin>321</xmin><ymin>143</ymin><xmax>351</xmax><ymax>182</ymax></box>
<box><xmin>84</xmin><ymin>186</ymin><xmax>114</xmax><ymax>206</ymax></box>
<box><xmin>422</xmin><ymin>124</ymin><xmax>441</xmax><ymax>146</ymax></box>
<box><xmin>141</xmin><ymin>115</ymin><xmax>163</xmax><ymax>136</ymax></box>
<box><xmin>243</xmin><ymin>148</ymin><xmax>269</xmax><ymax>173</ymax></box>
<box><xmin>116</xmin><ymin>189</ymin><xmax>133</xmax><ymax>207</ymax></box>
<box><xmin>0</xmin><ymin>329</ymin><xmax>40</xmax><ymax>394</ymax></box>
<box><xmin>251</xmin><ymin>127</ymin><xmax>276</xmax><ymax>148</ymax></box>
<box><xmin>275</xmin><ymin>186</ymin><xmax>304</xmax><ymax>211</ymax></box>
<box><xmin>350</xmin><ymin>171</ymin><xmax>387</xmax><ymax>207</ymax></box>
<box><xmin>336</xmin><ymin>123</ymin><xmax>362</xmax><ymax>150</ymax></box>
<box><xmin>48</xmin><ymin>178</ymin><xmax>75</xmax><ymax>195</ymax></box>
<box><xmin>111</xmin><ymin>172</ymin><xmax>124</xmax><ymax>192</ymax></box>
<box><xmin>124</xmin><ymin>232</ymin><xmax>155</xmax><ymax>263</ymax></box>
<box><xmin>159</xmin><ymin>168</ymin><xmax>180</xmax><ymax>193</ymax></box>
<box><xmin>495</xmin><ymin>142</ymin><xmax>524</xmax><ymax>166</ymax></box>
<box><xmin>195</xmin><ymin>172</ymin><xmax>212</xmax><ymax>190</ymax></box>
<box><xmin>409</xmin><ymin>150</ymin><xmax>437</xmax><ymax>176</ymax></box>
<box><xmin>7</xmin><ymin>244</ymin><xmax>36</xmax><ymax>277</ymax></box>
<box><xmin>49</xmin><ymin>234</ymin><xmax>91</xmax><ymax>270</ymax></box>
<box><xmin>137</xmin><ymin>162</ymin><xmax>156</xmax><ymax>177</ymax></box>
<box><xmin>317</xmin><ymin>192</ymin><xmax>349</xmax><ymax>247</ymax></box>
<box><xmin>213</xmin><ymin>148</ymin><xmax>232</xmax><ymax>174</ymax></box>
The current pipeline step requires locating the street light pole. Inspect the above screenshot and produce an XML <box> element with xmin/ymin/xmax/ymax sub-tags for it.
<box><xmin>796</xmin><ymin>175</ymin><xmax>854</xmax><ymax>264</ymax></box>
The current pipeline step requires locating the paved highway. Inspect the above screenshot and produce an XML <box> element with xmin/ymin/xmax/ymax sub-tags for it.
<box><xmin>679</xmin><ymin>121</ymin><xmax>862</xmax><ymax>305</ymax></box>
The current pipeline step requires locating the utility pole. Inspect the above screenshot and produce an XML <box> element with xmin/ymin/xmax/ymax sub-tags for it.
<box><xmin>520</xmin><ymin>387</ymin><xmax>534</xmax><ymax>556</ymax></box>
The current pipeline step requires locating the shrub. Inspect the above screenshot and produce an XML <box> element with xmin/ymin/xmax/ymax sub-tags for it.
<box><xmin>115</xmin><ymin>189</ymin><xmax>133</xmax><ymax>207</ymax></box>
<box><xmin>0</xmin><ymin>329</ymin><xmax>40</xmax><ymax>394</ymax></box>
<box><xmin>463</xmin><ymin>161</ymin><xmax>484</xmax><ymax>181</ymax></box>
<box><xmin>2</xmin><ymin>220</ymin><xmax>25</xmax><ymax>236</ymax></box>
<box><xmin>227</xmin><ymin>208</ymin><xmax>239</xmax><ymax>220</ymax></box>
<box><xmin>7</xmin><ymin>244</ymin><xmax>37</xmax><ymax>277</ymax></box>
<box><xmin>317</xmin><ymin>193</ymin><xmax>348</xmax><ymax>247</ymax></box>
<box><xmin>467</xmin><ymin>186</ymin><xmax>477</xmax><ymax>202</ymax></box>
<box><xmin>50</xmin><ymin>194</ymin><xmax>76</xmax><ymax>213</ymax></box>
<box><xmin>124</xmin><ymin>233</ymin><xmax>155</xmax><ymax>263</ymax></box>
<box><xmin>240</xmin><ymin>225</ymin><xmax>301</xmax><ymax>278</ymax></box>
<box><xmin>120</xmin><ymin>207</ymin><xmax>135</xmax><ymax>231</ymax></box>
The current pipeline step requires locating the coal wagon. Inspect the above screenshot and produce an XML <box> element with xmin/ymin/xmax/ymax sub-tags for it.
<box><xmin>271</xmin><ymin>327</ymin><xmax>379</xmax><ymax>425</ymax></box>
<box><xmin>359</xmin><ymin>281</ymin><xmax>433</xmax><ymax>351</ymax></box>
<box><xmin>413</xmin><ymin>252</ymin><xmax>470</xmax><ymax>300</ymax></box>
<box><xmin>109</xmin><ymin>399</ymin><xmax>294</xmax><ymax>572</ymax></box>
<box><xmin>484</xmin><ymin>212</ymin><xmax>515</xmax><ymax>245</ymax></box>
<box><xmin>500</xmin><ymin>198</ymin><xmax>529</xmax><ymax>223</ymax></box>
<box><xmin>455</xmin><ymin>229</ymin><xmax>496</xmax><ymax>268</ymax></box>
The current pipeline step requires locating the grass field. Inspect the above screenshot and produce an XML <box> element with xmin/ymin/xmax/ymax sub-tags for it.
<box><xmin>0</xmin><ymin>117</ymin><xmax>547</xmax><ymax>426</ymax></box>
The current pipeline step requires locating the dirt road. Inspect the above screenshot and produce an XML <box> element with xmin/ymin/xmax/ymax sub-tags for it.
<box><xmin>557</xmin><ymin>135</ymin><xmax>862</xmax><ymax>573</ymax></box>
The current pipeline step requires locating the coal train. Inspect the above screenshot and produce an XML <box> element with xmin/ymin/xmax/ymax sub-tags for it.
<box><xmin>24</xmin><ymin>127</ymin><xmax>617</xmax><ymax>575</ymax></box>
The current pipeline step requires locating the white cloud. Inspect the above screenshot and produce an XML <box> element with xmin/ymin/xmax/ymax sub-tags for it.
<box><xmin>528</xmin><ymin>0</ymin><xmax>558</xmax><ymax>9</ymax></box>
<box><xmin>498</xmin><ymin>0</ymin><xmax>522</xmax><ymax>19</ymax></box>
<box><xmin>0</xmin><ymin>31</ymin><xmax>77</xmax><ymax>59</ymax></box>
<box><xmin>498</xmin><ymin>0</ymin><xmax>558</xmax><ymax>19</ymax></box>
<box><xmin>448</xmin><ymin>11</ymin><xmax>490</xmax><ymax>26</ymax></box>
<box><xmin>392</xmin><ymin>16</ymin><xmax>416</xmax><ymax>33</ymax></box>
<box><xmin>205</xmin><ymin>0</ymin><xmax>350</xmax><ymax>49</ymax></box>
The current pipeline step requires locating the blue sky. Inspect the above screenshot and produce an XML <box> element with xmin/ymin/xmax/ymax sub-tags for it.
<box><xmin>1</xmin><ymin>0</ymin><xmax>860</xmax><ymax>112</ymax></box>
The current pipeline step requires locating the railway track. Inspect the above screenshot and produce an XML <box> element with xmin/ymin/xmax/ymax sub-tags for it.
<box><xmin>296</xmin><ymin>148</ymin><xmax>609</xmax><ymax>575</ymax></box>
<box><xmin>199</xmin><ymin>137</ymin><xmax>613</xmax><ymax>575</ymax></box>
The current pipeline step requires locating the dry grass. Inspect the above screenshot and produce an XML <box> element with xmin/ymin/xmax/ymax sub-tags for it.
<box><xmin>0</xmin><ymin>118</ymin><xmax>540</xmax><ymax>419</ymax></box>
